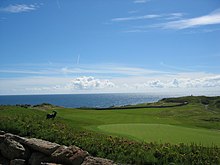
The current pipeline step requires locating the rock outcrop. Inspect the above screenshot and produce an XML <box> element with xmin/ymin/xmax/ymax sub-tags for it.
<box><xmin>0</xmin><ymin>131</ymin><xmax>116</xmax><ymax>165</ymax></box>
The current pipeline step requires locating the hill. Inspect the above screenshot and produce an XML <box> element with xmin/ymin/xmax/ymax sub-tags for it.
<box><xmin>0</xmin><ymin>96</ymin><xmax>219</xmax><ymax>164</ymax></box>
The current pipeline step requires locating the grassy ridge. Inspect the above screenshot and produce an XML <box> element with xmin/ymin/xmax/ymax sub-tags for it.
<box><xmin>0</xmin><ymin>96</ymin><xmax>220</xmax><ymax>164</ymax></box>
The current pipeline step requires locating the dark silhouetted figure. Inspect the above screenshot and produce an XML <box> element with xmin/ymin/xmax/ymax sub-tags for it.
<box><xmin>46</xmin><ymin>111</ymin><xmax>57</xmax><ymax>119</ymax></box>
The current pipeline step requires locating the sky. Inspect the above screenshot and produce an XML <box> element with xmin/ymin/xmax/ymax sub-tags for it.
<box><xmin>0</xmin><ymin>0</ymin><xmax>220</xmax><ymax>95</ymax></box>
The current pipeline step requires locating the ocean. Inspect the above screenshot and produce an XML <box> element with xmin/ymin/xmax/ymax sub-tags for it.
<box><xmin>0</xmin><ymin>93</ymin><xmax>168</xmax><ymax>108</ymax></box>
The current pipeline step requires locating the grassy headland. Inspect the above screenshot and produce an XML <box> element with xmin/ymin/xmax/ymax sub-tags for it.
<box><xmin>0</xmin><ymin>96</ymin><xmax>220</xmax><ymax>164</ymax></box>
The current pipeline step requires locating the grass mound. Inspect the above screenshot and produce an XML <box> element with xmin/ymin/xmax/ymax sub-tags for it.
<box><xmin>162</xmin><ymin>95</ymin><xmax>220</xmax><ymax>112</ymax></box>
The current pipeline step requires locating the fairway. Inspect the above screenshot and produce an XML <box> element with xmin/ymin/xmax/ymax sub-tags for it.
<box><xmin>54</xmin><ymin>98</ymin><xmax>220</xmax><ymax>147</ymax></box>
<box><xmin>97</xmin><ymin>124</ymin><xmax>220</xmax><ymax>146</ymax></box>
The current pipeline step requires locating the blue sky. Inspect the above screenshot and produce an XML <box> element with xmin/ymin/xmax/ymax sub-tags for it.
<box><xmin>0</xmin><ymin>0</ymin><xmax>220</xmax><ymax>95</ymax></box>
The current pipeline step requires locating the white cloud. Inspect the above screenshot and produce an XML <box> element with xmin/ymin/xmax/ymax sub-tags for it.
<box><xmin>194</xmin><ymin>76</ymin><xmax>220</xmax><ymax>88</ymax></box>
<box><xmin>0</xmin><ymin>73</ymin><xmax>220</xmax><ymax>95</ymax></box>
<box><xmin>149</xmin><ymin>80</ymin><xmax>164</xmax><ymax>88</ymax></box>
<box><xmin>170</xmin><ymin>79</ymin><xmax>180</xmax><ymax>88</ymax></box>
<box><xmin>112</xmin><ymin>12</ymin><xmax>184</xmax><ymax>22</ymax></box>
<box><xmin>71</xmin><ymin>76</ymin><xmax>115</xmax><ymax>90</ymax></box>
<box><xmin>165</xmin><ymin>13</ymin><xmax>185</xmax><ymax>20</ymax></box>
<box><xmin>0</xmin><ymin>4</ymin><xmax>38</xmax><ymax>13</ymax></box>
<box><xmin>0</xmin><ymin>65</ymin><xmax>165</xmax><ymax>76</ymax></box>
<box><xmin>111</xmin><ymin>9</ymin><xmax>220</xmax><ymax>32</ymax></box>
<box><xmin>0</xmin><ymin>69</ymin><xmax>50</xmax><ymax>75</ymax></box>
<box><xmin>162</xmin><ymin>9</ymin><xmax>220</xmax><ymax>29</ymax></box>
<box><xmin>145</xmin><ymin>76</ymin><xmax>220</xmax><ymax>89</ymax></box>
<box><xmin>133</xmin><ymin>79</ymin><xmax>180</xmax><ymax>89</ymax></box>
<box><xmin>60</xmin><ymin>65</ymin><xmax>163</xmax><ymax>76</ymax></box>
<box><xmin>112</xmin><ymin>14</ymin><xmax>160</xmax><ymax>22</ymax></box>
<box><xmin>133</xmin><ymin>0</ymin><xmax>149</xmax><ymax>3</ymax></box>
<box><xmin>0</xmin><ymin>63</ymin><xmax>220</xmax><ymax>95</ymax></box>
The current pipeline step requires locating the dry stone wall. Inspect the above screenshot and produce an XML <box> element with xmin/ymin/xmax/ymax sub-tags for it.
<box><xmin>0</xmin><ymin>131</ymin><xmax>115</xmax><ymax>165</ymax></box>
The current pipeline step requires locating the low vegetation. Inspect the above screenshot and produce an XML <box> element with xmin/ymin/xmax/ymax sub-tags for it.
<box><xmin>0</xmin><ymin>96</ymin><xmax>220</xmax><ymax>164</ymax></box>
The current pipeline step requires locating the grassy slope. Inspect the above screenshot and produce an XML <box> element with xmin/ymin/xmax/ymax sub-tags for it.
<box><xmin>0</xmin><ymin>96</ymin><xmax>220</xmax><ymax>164</ymax></box>
<box><xmin>55</xmin><ymin>104</ymin><xmax>220</xmax><ymax>145</ymax></box>
<box><xmin>55</xmin><ymin>102</ymin><xmax>220</xmax><ymax>146</ymax></box>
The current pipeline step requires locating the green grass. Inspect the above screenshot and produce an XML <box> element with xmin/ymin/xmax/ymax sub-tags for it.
<box><xmin>97</xmin><ymin>124</ymin><xmax>220</xmax><ymax>146</ymax></box>
<box><xmin>55</xmin><ymin>102</ymin><xmax>220</xmax><ymax>145</ymax></box>
<box><xmin>0</xmin><ymin>96</ymin><xmax>220</xmax><ymax>164</ymax></box>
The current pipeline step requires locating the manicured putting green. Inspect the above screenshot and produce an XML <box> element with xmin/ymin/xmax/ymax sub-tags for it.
<box><xmin>97</xmin><ymin>124</ymin><xmax>220</xmax><ymax>146</ymax></box>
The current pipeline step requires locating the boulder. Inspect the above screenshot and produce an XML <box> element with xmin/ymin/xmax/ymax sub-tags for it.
<box><xmin>41</xmin><ymin>163</ymin><xmax>63</xmax><ymax>165</ymax></box>
<box><xmin>0</xmin><ymin>135</ymin><xmax>5</xmax><ymax>144</ymax></box>
<box><xmin>0</xmin><ymin>137</ymin><xmax>25</xmax><ymax>160</ymax></box>
<box><xmin>0</xmin><ymin>131</ymin><xmax>5</xmax><ymax>135</ymax></box>
<box><xmin>51</xmin><ymin>145</ymin><xmax>89</xmax><ymax>165</ymax></box>
<box><xmin>5</xmin><ymin>133</ymin><xmax>28</xmax><ymax>145</ymax></box>
<box><xmin>25</xmin><ymin>138</ymin><xmax>60</xmax><ymax>155</ymax></box>
<box><xmin>29</xmin><ymin>152</ymin><xmax>53</xmax><ymax>165</ymax></box>
<box><xmin>81</xmin><ymin>156</ymin><xmax>115</xmax><ymax>165</ymax></box>
<box><xmin>4</xmin><ymin>134</ymin><xmax>31</xmax><ymax>160</ymax></box>
<box><xmin>0</xmin><ymin>132</ymin><xmax>116</xmax><ymax>165</ymax></box>
<box><xmin>10</xmin><ymin>159</ymin><xmax>26</xmax><ymax>165</ymax></box>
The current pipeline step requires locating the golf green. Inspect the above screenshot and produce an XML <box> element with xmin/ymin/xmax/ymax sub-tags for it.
<box><xmin>98</xmin><ymin>124</ymin><xmax>220</xmax><ymax>146</ymax></box>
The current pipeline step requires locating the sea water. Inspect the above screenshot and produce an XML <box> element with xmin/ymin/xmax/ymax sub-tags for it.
<box><xmin>0</xmin><ymin>93</ymin><xmax>168</xmax><ymax>108</ymax></box>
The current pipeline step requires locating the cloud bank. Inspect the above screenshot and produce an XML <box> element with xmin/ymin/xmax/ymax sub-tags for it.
<box><xmin>0</xmin><ymin>64</ymin><xmax>219</xmax><ymax>95</ymax></box>
<box><xmin>71</xmin><ymin>76</ymin><xmax>115</xmax><ymax>90</ymax></box>
<box><xmin>1</xmin><ymin>73</ymin><xmax>220</xmax><ymax>95</ymax></box>
<box><xmin>133</xmin><ymin>76</ymin><xmax>220</xmax><ymax>89</ymax></box>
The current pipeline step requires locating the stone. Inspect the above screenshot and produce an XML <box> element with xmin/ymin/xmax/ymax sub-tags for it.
<box><xmin>81</xmin><ymin>156</ymin><xmax>114</xmax><ymax>165</ymax></box>
<box><xmin>0</xmin><ymin>137</ymin><xmax>25</xmax><ymax>160</ymax></box>
<box><xmin>0</xmin><ymin>135</ymin><xmax>5</xmax><ymax>143</ymax></box>
<box><xmin>52</xmin><ymin>145</ymin><xmax>89</xmax><ymax>165</ymax></box>
<box><xmin>0</xmin><ymin>132</ymin><xmax>116</xmax><ymax>165</ymax></box>
<box><xmin>23</xmin><ymin>145</ymin><xmax>32</xmax><ymax>160</ymax></box>
<box><xmin>10</xmin><ymin>159</ymin><xmax>25</xmax><ymax>165</ymax></box>
<box><xmin>29</xmin><ymin>152</ymin><xmax>53</xmax><ymax>165</ymax></box>
<box><xmin>4</xmin><ymin>134</ymin><xmax>31</xmax><ymax>160</ymax></box>
<box><xmin>25</xmin><ymin>138</ymin><xmax>60</xmax><ymax>155</ymax></box>
<box><xmin>0</xmin><ymin>155</ymin><xmax>9</xmax><ymax>165</ymax></box>
<box><xmin>41</xmin><ymin>163</ymin><xmax>63</xmax><ymax>165</ymax></box>
<box><xmin>5</xmin><ymin>133</ymin><xmax>28</xmax><ymax>145</ymax></box>
<box><xmin>0</xmin><ymin>131</ymin><xmax>5</xmax><ymax>135</ymax></box>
